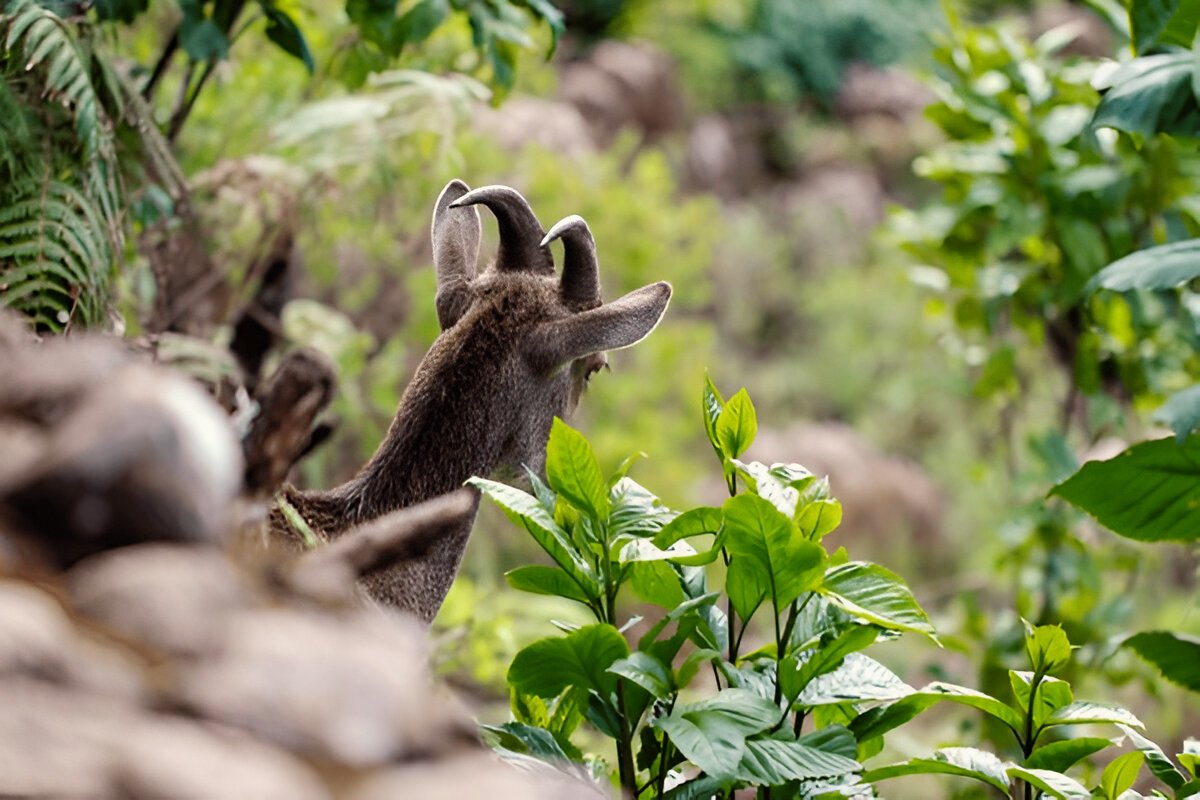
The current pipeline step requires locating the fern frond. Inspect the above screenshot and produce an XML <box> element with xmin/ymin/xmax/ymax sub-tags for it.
<box><xmin>1</xmin><ymin>0</ymin><xmax>124</xmax><ymax>331</ymax></box>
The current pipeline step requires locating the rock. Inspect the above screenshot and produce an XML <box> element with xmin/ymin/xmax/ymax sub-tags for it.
<box><xmin>475</xmin><ymin>97</ymin><xmax>595</xmax><ymax>158</ymax></box>
<box><xmin>559</xmin><ymin>41</ymin><xmax>685</xmax><ymax>146</ymax></box>
<box><xmin>173</xmin><ymin>606</ymin><xmax>474</xmax><ymax>766</ymax></box>
<box><xmin>833</xmin><ymin>64</ymin><xmax>935</xmax><ymax>123</ymax></box>
<box><xmin>69</xmin><ymin>544</ymin><xmax>250</xmax><ymax>659</ymax></box>
<box><xmin>349</xmin><ymin>751</ymin><xmax>607</xmax><ymax>800</ymax></box>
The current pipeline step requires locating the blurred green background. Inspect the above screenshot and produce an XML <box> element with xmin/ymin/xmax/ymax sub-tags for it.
<box><xmin>4</xmin><ymin>0</ymin><xmax>1199</xmax><ymax>792</ymax></box>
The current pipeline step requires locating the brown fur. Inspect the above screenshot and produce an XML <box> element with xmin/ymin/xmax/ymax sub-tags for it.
<box><xmin>269</xmin><ymin>182</ymin><xmax>671</xmax><ymax>622</ymax></box>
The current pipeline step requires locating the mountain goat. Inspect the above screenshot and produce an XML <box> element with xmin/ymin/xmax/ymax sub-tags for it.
<box><xmin>272</xmin><ymin>180</ymin><xmax>673</xmax><ymax>621</ymax></box>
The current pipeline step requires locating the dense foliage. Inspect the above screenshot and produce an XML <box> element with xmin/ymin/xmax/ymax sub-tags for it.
<box><xmin>2</xmin><ymin>0</ymin><xmax>1199</xmax><ymax>796</ymax></box>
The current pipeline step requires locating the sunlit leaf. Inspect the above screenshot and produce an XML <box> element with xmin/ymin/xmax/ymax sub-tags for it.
<box><xmin>820</xmin><ymin>562</ymin><xmax>936</xmax><ymax>639</ymax></box>
<box><xmin>508</xmin><ymin>624</ymin><xmax>629</xmax><ymax>699</ymax></box>
<box><xmin>545</xmin><ymin>417</ymin><xmax>609</xmax><ymax>521</ymax></box>
<box><xmin>715</xmin><ymin>388</ymin><xmax>757</xmax><ymax>460</ymax></box>
<box><xmin>1102</xmin><ymin>751</ymin><xmax>1145</xmax><ymax>800</ymax></box>
<box><xmin>1124</xmin><ymin>631</ymin><xmax>1200</xmax><ymax>691</ymax></box>
<box><xmin>1051</xmin><ymin>437</ymin><xmax>1200</xmax><ymax>543</ymax></box>
<box><xmin>862</xmin><ymin>747</ymin><xmax>1012</xmax><ymax>794</ymax></box>
<box><xmin>652</xmin><ymin>688</ymin><xmax>779</xmax><ymax>779</ymax></box>
<box><xmin>1007</xmin><ymin>765</ymin><xmax>1090</xmax><ymax>798</ymax></box>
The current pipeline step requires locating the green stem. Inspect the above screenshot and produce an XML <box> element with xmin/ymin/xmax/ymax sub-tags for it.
<box><xmin>615</xmin><ymin>684</ymin><xmax>637</xmax><ymax>796</ymax></box>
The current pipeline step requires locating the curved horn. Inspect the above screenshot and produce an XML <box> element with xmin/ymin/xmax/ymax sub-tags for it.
<box><xmin>542</xmin><ymin>215</ymin><xmax>601</xmax><ymax>310</ymax></box>
<box><xmin>432</xmin><ymin>179</ymin><xmax>481</xmax><ymax>329</ymax></box>
<box><xmin>449</xmin><ymin>185</ymin><xmax>553</xmax><ymax>275</ymax></box>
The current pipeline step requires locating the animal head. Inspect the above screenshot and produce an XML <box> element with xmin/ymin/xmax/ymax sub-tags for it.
<box><xmin>426</xmin><ymin>179</ymin><xmax>672</xmax><ymax>475</ymax></box>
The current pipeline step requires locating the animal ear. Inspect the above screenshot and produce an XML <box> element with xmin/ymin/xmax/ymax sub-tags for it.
<box><xmin>432</xmin><ymin>179</ymin><xmax>481</xmax><ymax>330</ymax></box>
<box><xmin>526</xmin><ymin>282</ymin><xmax>672</xmax><ymax>373</ymax></box>
<box><xmin>450</xmin><ymin>184</ymin><xmax>554</xmax><ymax>275</ymax></box>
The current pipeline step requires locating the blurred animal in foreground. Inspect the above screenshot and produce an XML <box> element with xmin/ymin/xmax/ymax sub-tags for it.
<box><xmin>271</xmin><ymin>180</ymin><xmax>673</xmax><ymax>622</ymax></box>
<box><xmin>0</xmin><ymin>316</ymin><xmax>603</xmax><ymax>798</ymax></box>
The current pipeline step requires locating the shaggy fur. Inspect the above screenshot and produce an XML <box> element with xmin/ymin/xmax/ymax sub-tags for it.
<box><xmin>270</xmin><ymin>180</ymin><xmax>671</xmax><ymax>622</ymax></box>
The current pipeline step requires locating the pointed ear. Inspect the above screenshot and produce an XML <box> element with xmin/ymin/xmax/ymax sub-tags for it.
<box><xmin>526</xmin><ymin>282</ymin><xmax>672</xmax><ymax>373</ymax></box>
<box><xmin>432</xmin><ymin>179</ymin><xmax>481</xmax><ymax>330</ymax></box>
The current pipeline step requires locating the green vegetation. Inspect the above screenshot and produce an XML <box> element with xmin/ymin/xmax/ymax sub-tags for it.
<box><xmin>3</xmin><ymin>0</ymin><xmax>1200</xmax><ymax>796</ymax></box>
<box><xmin>475</xmin><ymin>383</ymin><xmax>934</xmax><ymax>796</ymax></box>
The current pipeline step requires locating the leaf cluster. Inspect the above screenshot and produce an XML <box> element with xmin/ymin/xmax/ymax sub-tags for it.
<box><xmin>864</xmin><ymin>623</ymin><xmax>1200</xmax><ymax>800</ymax></box>
<box><xmin>473</xmin><ymin>380</ymin><xmax>938</xmax><ymax>798</ymax></box>
<box><xmin>1</xmin><ymin>0</ymin><xmax>124</xmax><ymax>330</ymax></box>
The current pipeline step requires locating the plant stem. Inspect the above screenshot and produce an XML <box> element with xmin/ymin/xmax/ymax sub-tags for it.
<box><xmin>142</xmin><ymin>28</ymin><xmax>180</xmax><ymax>101</ymax></box>
<box><xmin>615</xmin><ymin>684</ymin><xmax>637</xmax><ymax>796</ymax></box>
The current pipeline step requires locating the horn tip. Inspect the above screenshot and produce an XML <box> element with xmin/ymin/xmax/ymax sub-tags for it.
<box><xmin>541</xmin><ymin>214</ymin><xmax>589</xmax><ymax>247</ymax></box>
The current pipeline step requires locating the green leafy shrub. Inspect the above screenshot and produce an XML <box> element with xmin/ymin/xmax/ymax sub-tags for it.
<box><xmin>863</xmin><ymin>622</ymin><xmax>1200</xmax><ymax>800</ymax></box>
<box><xmin>472</xmin><ymin>379</ymin><xmax>938</xmax><ymax>797</ymax></box>
<box><xmin>710</xmin><ymin>0</ymin><xmax>939</xmax><ymax>109</ymax></box>
<box><xmin>0</xmin><ymin>0</ymin><xmax>125</xmax><ymax>330</ymax></box>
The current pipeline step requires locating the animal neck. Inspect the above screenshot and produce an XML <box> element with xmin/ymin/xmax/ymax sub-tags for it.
<box><xmin>303</xmin><ymin>318</ymin><xmax>513</xmax><ymax>532</ymax></box>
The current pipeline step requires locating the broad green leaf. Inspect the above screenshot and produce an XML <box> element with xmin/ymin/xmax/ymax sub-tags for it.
<box><xmin>1102</xmin><ymin>751</ymin><xmax>1145</xmax><ymax>800</ymax></box>
<box><xmin>507</xmin><ymin>624</ymin><xmax>629</xmax><ymax>699</ymax></box>
<box><xmin>779</xmin><ymin>625</ymin><xmax>879</xmax><ymax>703</ymax></box>
<box><xmin>702</xmin><ymin>374</ymin><xmax>725</xmax><ymax>458</ymax></box>
<box><xmin>480</xmin><ymin>721</ymin><xmax>572</xmax><ymax>761</ymax></box>
<box><xmin>1092</xmin><ymin>53</ymin><xmax>1196</xmax><ymax>137</ymax></box>
<box><xmin>1124</xmin><ymin>631</ymin><xmax>1200</xmax><ymax>691</ymax></box>
<box><xmin>652</xmin><ymin>688</ymin><xmax>779</xmax><ymax>778</ymax></box>
<box><xmin>661</xmin><ymin>775</ymin><xmax>730</xmax><ymax>800</ymax></box>
<box><xmin>1044</xmin><ymin>701</ymin><xmax>1144</xmax><ymax>729</ymax></box>
<box><xmin>653</xmin><ymin>506</ymin><xmax>722</xmax><ymax>549</ymax></box>
<box><xmin>608</xmin><ymin>651</ymin><xmax>673</xmax><ymax>699</ymax></box>
<box><xmin>179</xmin><ymin>12</ymin><xmax>229</xmax><ymax>61</ymax></box>
<box><xmin>794</xmin><ymin>652</ymin><xmax>914</xmax><ymax>707</ymax></box>
<box><xmin>820</xmin><ymin>562</ymin><xmax>936</xmax><ymax>639</ymax></box>
<box><xmin>797</xmin><ymin>499</ymin><xmax>842</xmax><ymax>540</ymax></box>
<box><xmin>395</xmin><ymin>0</ymin><xmax>448</xmax><ymax>46</ymax></box>
<box><xmin>630</xmin><ymin>559</ymin><xmax>686</xmax><ymax>608</ymax></box>
<box><xmin>511</xmin><ymin>691</ymin><xmax>549</xmax><ymax>728</ymax></box>
<box><xmin>548</xmin><ymin>686</ymin><xmax>588</xmax><ymax>741</ymax></box>
<box><xmin>1118</xmin><ymin>725</ymin><xmax>1186</xmax><ymax>790</ymax></box>
<box><xmin>524</xmin><ymin>0</ymin><xmax>564</xmax><ymax>56</ymax></box>
<box><xmin>862</xmin><ymin>747</ymin><xmax>1012</xmax><ymax>794</ymax></box>
<box><xmin>1009</xmin><ymin>672</ymin><xmax>1073</xmax><ymax>728</ymax></box>
<box><xmin>470</xmin><ymin>477</ymin><xmax>598</xmax><ymax>595</ymax></box>
<box><xmin>724</xmin><ymin>557</ymin><xmax>767</xmax><ymax>625</ymax></box>
<box><xmin>1090</xmin><ymin>238</ymin><xmax>1200</xmax><ymax>292</ymax></box>
<box><xmin>505</xmin><ymin>565</ymin><xmax>592</xmax><ymax>604</ymax></box>
<box><xmin>619</xmin><ymin>537</ymin><xmax>697</xmax><ymax>563</ymax></box>
<box><xmin>1153</xmin><ymin>386</ymin><xmax>1200</xmax><ymax>442</ymax></box>
<box><xmin>1130</xmin><ymin>0</ymin><xmax>1180</xmax><ymax>53</ymax></box>
<box><xmin>1023</xmin><ymin>738</ymin><xmax>1113</xmax><ymax>773</ymax></box>
<box><xmin>637</xmin><ymin>592</ymin><xmax>720</xmax><ymax>652</ymax></box>
<box><xmin>1025</xmin><ymin>623</ymin><xmax>1073</xmax><ymax>673</ymax></box>
<box><xmin>1007</xmin><ymin>765</ymin><xmax>1090</xmax><ymax>798</ymax></box>
<box><xmin>608</xmin><ymin>477</ymin><xmax>675</xmax><ymax>540</ymax></box>
<box><xmin>798</xmin><ymin>725</ymin><xmax>859</xmax><ymax>759</ymax></box>
<box><xmin>1157</xmin><ymin>0</ymin><xmax>1200</xmax><ymax>47</ymax></box>
<box><xmin>715</xmin><ymin>388</ymin><xmax>757</xmax><ymax>460</ymax></box>
<box><xmin>1050</xmin><ymin>437</ymin><xmax>1200</xmax><ymax>542</ymax></box>
<box><xmin>545</xmin><ymin>418</ymin><xmax>609</xmax><ymax>521</ymax></box>
<box><xmin>724</xmin><ymin>493</ymin><xmax>825</xmax><ymax>610</ymax></box>
<box><xmin>1180</xmin><ymin>739</ymin><xmax>1199</xmax><ymax>777</ymax></box>
<box><xmin>729</xmin><ymin>459</ymin><xmax>800</xmax><ymax>516</ymax></box>
<box><xmin>260</xmin><ymin>3</ymin><xmax>315</xmax><ymax>72</ymax></box>
<box><xmin>735</xmin><ymin>737</ymin><xmax>861</xmax><ymax>784</ymax></box>
<box><xmin>850</xmin><ymin>682</ymin><xmax>1024</xmax><ymax>741</ymax></box>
